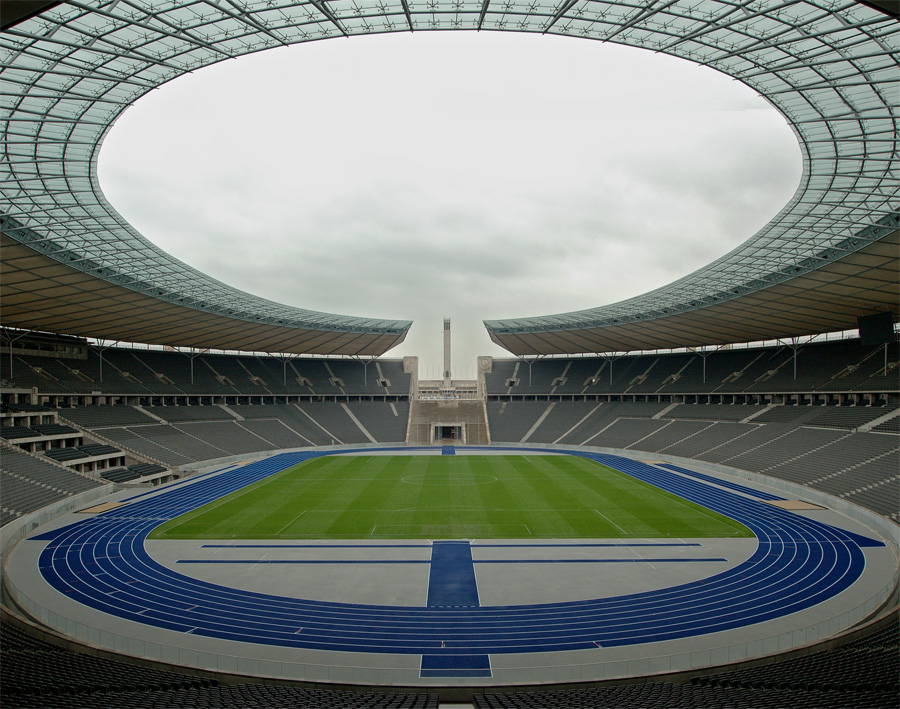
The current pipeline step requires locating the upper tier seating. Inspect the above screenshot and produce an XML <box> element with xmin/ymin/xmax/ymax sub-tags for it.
<box><xmin>2</xmin><ymin>348</ymin><xmax>410</xmax><ymax>397</ymax></box>
<box><xmin>485</xmin><ymin>340</ymin><xmax>898</xmax><ymax>396</ymax></box>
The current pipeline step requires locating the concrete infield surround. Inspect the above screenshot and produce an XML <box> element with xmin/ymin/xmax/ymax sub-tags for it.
<box><xmin>3</xmin><ymin>444</ymin><xmax>898</xmax><ymax>690</ymax></box>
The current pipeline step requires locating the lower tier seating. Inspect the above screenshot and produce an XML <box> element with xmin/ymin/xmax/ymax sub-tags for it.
<box><xmin>74</xmin><ymin>403</ymin><xmax>409</xmax><ymax>467</ymax></box>
<box><xmin>487</xmin><ymin>402</ymin><xmax>900</xmax><ymax>520</ymax></box>
<box><xmin>1</xmin><ymin>446</ymin><xmax>102</xmax><ymax>519</ymax></box>
<box><xmin>474</xmin><ymin>616</ymin><xmax>897</xmax><ymax>708</ymax></box>
<box><xmin>0</xmin><ymin>619</ymin><xmax>437</xmax><ymax>709</ymax></box>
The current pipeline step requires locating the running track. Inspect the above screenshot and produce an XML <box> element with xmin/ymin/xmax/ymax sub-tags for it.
<box><xmin>29</xmin><ymin>448</ymin><xmax>882</xmax><ymax>664</ymax></box>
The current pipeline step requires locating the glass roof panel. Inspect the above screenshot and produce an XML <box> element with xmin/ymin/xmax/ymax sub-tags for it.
<box><xmin>1</xmin><ymin>0</ymin><xmax>896</xmax><ymax>349</ymax></box>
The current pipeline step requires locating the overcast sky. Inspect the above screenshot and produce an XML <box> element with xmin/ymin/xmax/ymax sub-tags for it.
<box><xmin>98</xmin><ymin>31</ymin><xmax>801</xmax><ymax>380</ymax></box>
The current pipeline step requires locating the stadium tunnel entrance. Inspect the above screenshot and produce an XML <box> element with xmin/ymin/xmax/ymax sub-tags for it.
<box><xmin>434</xmin><ymin>424</ymin><xmax>463</xmax><ymax>444</ymax></box>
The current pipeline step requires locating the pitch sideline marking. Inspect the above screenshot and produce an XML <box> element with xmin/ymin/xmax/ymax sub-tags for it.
<box><xmin>593</xmin><ymin>509</ymin><xmax>627</xmax><ymax>535</ymax></box>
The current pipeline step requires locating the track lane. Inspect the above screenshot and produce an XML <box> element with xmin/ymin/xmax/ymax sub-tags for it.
<box><xmin>30</xmin><ymin>449</ymin><xmax>878</xmax><ymax>657</ymax></box>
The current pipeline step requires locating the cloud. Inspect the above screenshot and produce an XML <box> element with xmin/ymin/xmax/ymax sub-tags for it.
<box><xmin>98</xmin><ymin>31</ymin><xmax>801</xmax><ymax>373</ymax></box>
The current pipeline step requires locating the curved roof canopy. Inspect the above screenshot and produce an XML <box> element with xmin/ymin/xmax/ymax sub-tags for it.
<box><xmin>481</xmin><ymin>0</ymin><xmax>900</xmax><ymax>354</ymax></box>
<box><xmin>1</xmin><ymin>0</ymin><xmax>897</xmax><ymax>357</ymax></box>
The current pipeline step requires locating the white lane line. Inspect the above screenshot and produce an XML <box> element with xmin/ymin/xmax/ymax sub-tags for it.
<box><xmin>275</xmin><ymin>510</ymin><xmax>306</xmax><ymax>536</ymax></box>
<box><xmin>630</xmin><ymin>545</ymin><xmax>656</xmax><ymax>571</ymax></box>
<box><xmin>593</xmin><ymin>509</ymin><xmax>627</xmax><ymax>535</ymax></box>
<box><xmin>249</xmin><ymin>553</ymin><xmax>268</xmax><ymax>572</ymax></box>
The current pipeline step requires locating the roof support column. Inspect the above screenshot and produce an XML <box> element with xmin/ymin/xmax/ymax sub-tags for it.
<box><xmin>2</xmin><ymin>329</ymin><xmax>30</xmax><ymax>381</ymax></box>
<box><xmin>91</xmin><ymin>339</ymin><xmax>118</xmax><ymax>383</ymax></box>
<box><xmin>275</xmin><ymin>354</ymin><xmax>299</xmax><ymax>387</ymax></box>
<box><xmin>605</xmin><ymin>354</ymin><xmax>622</xmax><ymax>386</ymax></box>
<box><xmin>516</xmin><ymin>355</ymin><xmax>545</xmax><ymax>387</ymax></box>
<box><xmin>352</xmin><ymin>356</ymin><xmax>377</xmax><ymax>387</ymax></box>
<box><xmin>791</xmin><ymin>339</ymin><xmax>801</xmax><ymax>381</ymax></box>
<box><xmin>178</xmin><ymin>347</ymin><xmax>209</xmax><ymax>386</ymax></box>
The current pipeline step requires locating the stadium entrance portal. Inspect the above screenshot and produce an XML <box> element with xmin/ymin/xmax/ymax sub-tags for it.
<box><xmin>434</xmin><ymin>424</ymin><xmax>463</xmax><ymax>444</ymax></box>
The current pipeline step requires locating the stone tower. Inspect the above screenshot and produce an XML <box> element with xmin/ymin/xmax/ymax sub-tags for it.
<box><xmin>443</xmin><ymin>318</ymin><xmax>451</xmax><ymax>387</ymax></box>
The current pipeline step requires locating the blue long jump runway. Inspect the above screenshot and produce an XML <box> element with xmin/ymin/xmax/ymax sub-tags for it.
<box><xmin>27</xmin><ymin>448</ymin><xmax>881</xmax><ymax>669</ymax></box>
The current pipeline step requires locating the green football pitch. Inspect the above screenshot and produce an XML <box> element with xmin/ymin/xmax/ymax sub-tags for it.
<box><xmin>149</xmin><ymin>455</ymin><xmax>752</xmax><ymax>540</ymax></box>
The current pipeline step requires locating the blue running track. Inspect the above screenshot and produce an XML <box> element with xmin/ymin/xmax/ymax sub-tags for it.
<box><xmin>29</xmin><ymin>448</ymin><xmax>880</xmax><ymax>660</ymax></box>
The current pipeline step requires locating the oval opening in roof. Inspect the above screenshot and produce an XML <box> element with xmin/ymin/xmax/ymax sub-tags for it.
<box><xmin>98</xmin><ymin>31</ymin><xmax>801</xmax><ymax>372</ymax></box>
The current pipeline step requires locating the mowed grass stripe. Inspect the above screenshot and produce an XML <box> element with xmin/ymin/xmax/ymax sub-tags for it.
<box><xmin>488</xmin><ymin>456</ymin><xmax>574</xmax><ymax>537</ymax></box>
<box><xmin>149</xmin><ymin>455</ymin><xmax>752</xmax><ymax>540</ymax></box>
<box><xmin>327</xmin><ymin>456</ymin><xmax>413</xmax><ymax>537</ymax></box>
<box><xmin>542</xmin><ymin>456</ymin><xmax>741</xmax><ymax>538</ymax></box>
<box><xmin>545</xmin><ymin>456</ymin><xmax>671</xmax><ymax>536</ymax></box>
<box><xmin>511</xmin><ymin>456</ymin><xmax>639</xmax><ymax>537</ymax></box>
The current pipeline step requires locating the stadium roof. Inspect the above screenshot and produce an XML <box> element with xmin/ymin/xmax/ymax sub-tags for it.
<box><xmin>1</xmin><ymin>1</ymin><xmax>897</xmax><ymax>357</ymax></box>
<box><xmin>483</xmin><ymin>0</ymin><xmax>900</xmax><ymax>354</ymax></box>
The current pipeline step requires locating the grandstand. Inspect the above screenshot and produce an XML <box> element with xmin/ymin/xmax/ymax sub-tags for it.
<box><xmin>2</xmin><ymin>342</ymin><xmax>897</xmax><ymax>706</ymax></box>
<box><xmin>1</xmin><ymin>0</ymin><xmax>899</xmax><ymax>707</ymax></box>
